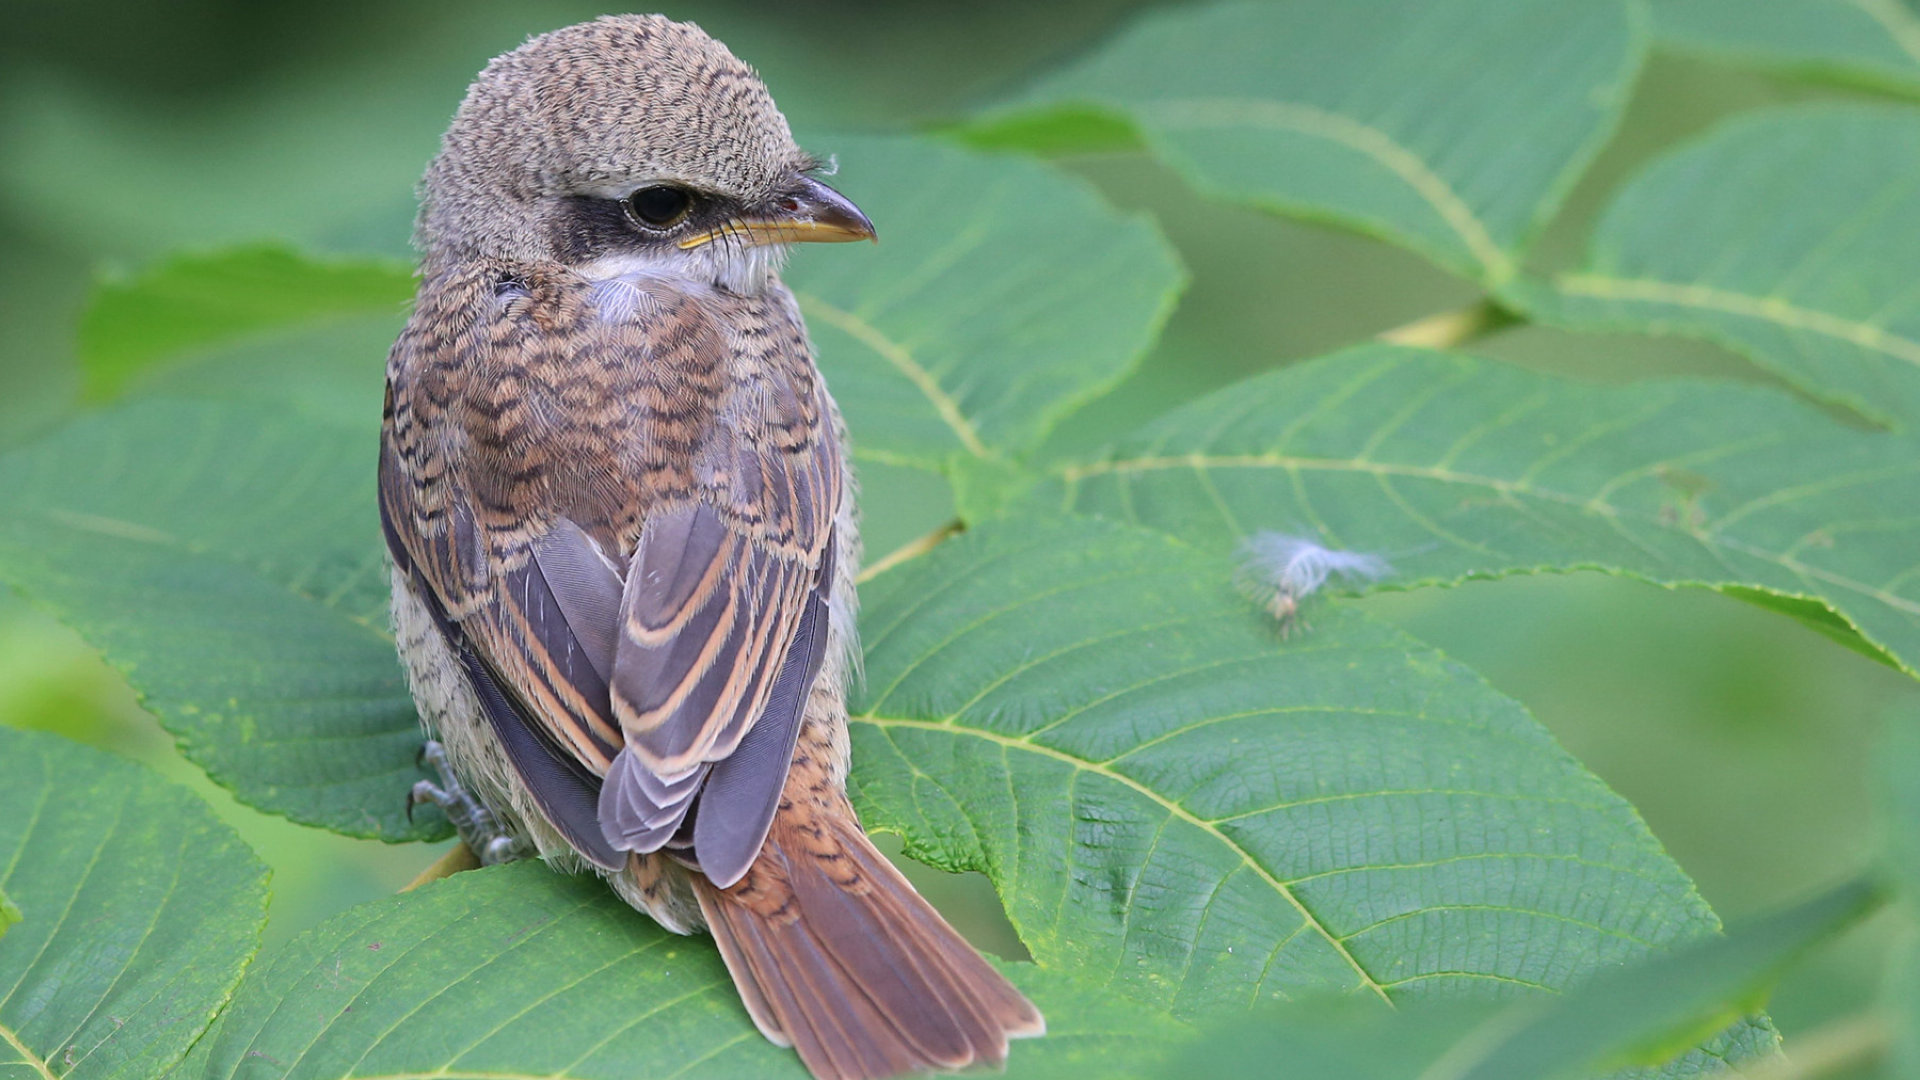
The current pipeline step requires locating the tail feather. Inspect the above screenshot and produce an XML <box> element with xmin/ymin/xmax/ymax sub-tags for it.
<box><xmin>694</xmin><ymin>810</ymin><xmax>1042</xmax><ymax>1080</ymax></box>
<box><xmin>722</xmin><ymin>910</ymin><xmax>914</xmax><ymax>1080</ymax></box>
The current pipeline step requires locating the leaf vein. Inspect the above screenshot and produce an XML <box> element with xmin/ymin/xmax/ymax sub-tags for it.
<box><xmin>856</xmin><ymin>715</ymin><xmax>1392</xmax><ymax>1003</ymax></box>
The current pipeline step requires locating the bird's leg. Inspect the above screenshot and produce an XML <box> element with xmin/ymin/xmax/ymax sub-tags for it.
<box><xmin>411</xmin><ymin>740</ymin><xmax>527</xmax><ymax>865</ymax></box>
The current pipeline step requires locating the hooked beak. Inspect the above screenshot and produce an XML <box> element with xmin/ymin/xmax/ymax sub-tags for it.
<box><xmin>679</xmin><ymin>176</ymin><xmax>876</xmax><ymax>250</ymax></box>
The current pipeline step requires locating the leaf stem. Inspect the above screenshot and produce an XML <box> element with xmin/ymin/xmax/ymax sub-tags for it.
<box><xmin>1377</xmin><ymin>299</ymin><xmax>1515</xmax><ymax>350</ymax></box>
<box><xmin>856</xmin><ymin>519</ymin><xmax>965</xmax><ymax>584</ymax></box>
<box><xmin>402</xmin><ymin>842</ymin><xmax>481</xmax><ymax>892</ymax></box>
<box><xmin>1732</xmin><ymin>1013</ymin><xmax>1889</xmax><ymax>1080</ymax></box>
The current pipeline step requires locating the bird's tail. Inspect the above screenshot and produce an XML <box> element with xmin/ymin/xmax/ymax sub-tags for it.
<box><xmin>693</xmin><ymin>804</ymin><xmax>1043</xmax><ymax>1080</ymax></box>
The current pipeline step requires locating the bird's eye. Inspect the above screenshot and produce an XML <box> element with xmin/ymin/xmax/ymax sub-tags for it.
<box><xmin>625</xmin><ymin>185</ymin><xmax>694</xmax><ymax>229</ymax></box>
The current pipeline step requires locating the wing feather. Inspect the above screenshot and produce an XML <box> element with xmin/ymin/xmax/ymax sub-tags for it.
<box><xmin>611</xmin><ymin>506</ymin><xmax>815</xmax><ymax>776</ymax></box>
<box><xmin>531</xmin><ymin>519</ymin><xmax>623</xmax><ymax>680</ymax></box>
<box><xmin>381</xmin><ymin>459</ymin><xmax>624</xmax><ymax>869</ymax></box>
<box><xmin>600</xmin><ymin>752</ymin><xmax>711</xmax><ymax>851</ymax></box>
<box><xmin>693</xmin><ymin>534</ymin><xmax>835</xmax><ymax>886</ymax></box>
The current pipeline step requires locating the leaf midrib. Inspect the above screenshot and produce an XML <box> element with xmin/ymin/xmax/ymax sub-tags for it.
<box><xmin>1555</xmin><ymin>273</ymin><xmax>1920</xmax><ymax>371</ymax></box>
<box><xmin>796</xmin><ymin>291</ymin><xmax>991</xmax><ymax>459</ymax></box>
<box><xmin>0</xmin><ymin>1022</ymin><xmax>55</xmax><ymax>1080</ymax></box>
<box><xmin>854</xmin><ymin>713</ymin><xmax>1393</xmax><ymax>1004</ymax></box>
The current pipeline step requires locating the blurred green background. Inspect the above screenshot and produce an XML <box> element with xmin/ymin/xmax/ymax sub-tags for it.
<box><xmin>3</xmin><ymin>1</ymin><xmax>1914</xmax><ymax>1071</ymax></box>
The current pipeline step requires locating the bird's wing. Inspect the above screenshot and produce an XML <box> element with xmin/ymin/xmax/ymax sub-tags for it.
<box><xmin>381</xmin><ymin>273</ymin><xmax>841</xmax><ymax>883</ymax></box>
<box><xmin>380</xmin><ymin>442</ymin><xmax>628</xmax><ymax>868</ymax></box>
<box><xmin>600</xmin><ymin>357</ymin><xmax>843</xmax><ymax>885</ymax></box>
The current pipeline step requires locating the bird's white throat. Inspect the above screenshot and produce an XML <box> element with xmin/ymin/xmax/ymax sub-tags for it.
<box><xmin>575</xmin><ymin>241</ymin><xmax>789</xmax><ymax>307</ymax></box>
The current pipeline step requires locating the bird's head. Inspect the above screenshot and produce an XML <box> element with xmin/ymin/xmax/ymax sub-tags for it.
<box><xmin>417</xmin><ymin>14</ymin><xmax>873</xmax><ymax>293</ymax></box>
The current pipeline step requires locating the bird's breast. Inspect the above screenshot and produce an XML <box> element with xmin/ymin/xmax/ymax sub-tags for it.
<box><xmin>431</xmin><ymin>264</ymin><xmax>826</xmax><ymax>555</ymax></box>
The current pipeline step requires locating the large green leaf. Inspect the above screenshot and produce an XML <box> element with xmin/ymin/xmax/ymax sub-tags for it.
<box><xmin>186</xmin><ymin>860</ymin><xmax>1181</xmax><ymax>1080</ymax></box>
<box><xmin>0</xmin><ymin>397</ymin><xmax>1769</xmax><ymax>1068</ymax></box>
<box><xmin>979</xmin><ymin>0</ymin><xmax>1644</xmax><ymax>287</ymax></box>
<box><xmin>788</xmin><ymin>134</ymin><xmax>1183</xmax><ymax>469</ymax></box>
<box><xmin>0</xmin><ymin>400</ymin><xmax>440</xmax><ymax>841</ymax></box>
<box><xmin>847</xmin><ymin>515</ymin><xmax>1768</xmax><ymax>1070</ymax></box>
<box><xmin>0</xmin><ymin>726</ymin><xmax>268</xmax><ymax>1080</ymax></box>
<box><xmin>1050</xmin><ymin>345</ymin><xmax>1920</xmax><ymax>675</ymax></box>
<box><xmin>171</xmin><ymin>512</ymin><xmax>1772</xmax><ymax>1078</ymax></box>
<box><xmin>1649</xmin><ymin>0</ymin><xmax>1920</xmax><ymax>97</ymax></box>
<box><xmin>1518</xmin><ymin>105</ymin><xmax>1920</xmax><ymax>429</ymax></box>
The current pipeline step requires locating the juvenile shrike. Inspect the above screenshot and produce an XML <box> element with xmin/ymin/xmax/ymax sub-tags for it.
<box><xmin>379</xmin><ymin>16</ymin><xmax>1041</xmax><ymax>1080</ymax></box>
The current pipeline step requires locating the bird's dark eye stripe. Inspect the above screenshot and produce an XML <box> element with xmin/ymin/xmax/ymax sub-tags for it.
<box><xmin>625</xmin><ymin>185</ymin><xmax>695</xmax><ymax>229</ymax></box>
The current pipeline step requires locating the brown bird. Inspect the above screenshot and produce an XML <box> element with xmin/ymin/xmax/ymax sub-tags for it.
<box><xmin>378</xmin><ymin>15</ymin><xmax>1042</xmax><ymax>1080</ymax></box>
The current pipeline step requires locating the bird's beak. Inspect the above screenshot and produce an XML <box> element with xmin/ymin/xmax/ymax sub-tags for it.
<box><xmin>679</xmin><ymin>176</ymin><xmax>876</xmax><ymax>250</ymax></box>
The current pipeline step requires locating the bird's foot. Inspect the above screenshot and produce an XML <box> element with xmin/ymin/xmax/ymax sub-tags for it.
<box><xmin>410</xmin><ymin>740</ymin><xmax>527</xmax><ymax>866</ymax></box>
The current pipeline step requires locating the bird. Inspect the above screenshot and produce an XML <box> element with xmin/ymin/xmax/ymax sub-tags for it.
<box><xmin>377</xmin><ymin>15</ymin><xmax>1043</xmax><ymax>1080</ymax></box>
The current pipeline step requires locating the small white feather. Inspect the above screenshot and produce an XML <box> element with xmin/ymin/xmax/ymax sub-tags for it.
<box><xmin>1233</xmin><ymin>532</ymin><xmax>1391</xmax><ymax>632</ymax></box>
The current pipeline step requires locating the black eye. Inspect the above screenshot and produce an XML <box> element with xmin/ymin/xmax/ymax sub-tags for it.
<box><xmin>625</xmin><ymin>185</ymin><xmax>694</xmax><ymax>229</ymax></box>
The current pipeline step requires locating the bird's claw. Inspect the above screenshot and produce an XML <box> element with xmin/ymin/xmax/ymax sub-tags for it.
<box><xmin>408</xmin><ymin>740</ymin><xmax>526</xmax><ymax>864</ymax></box>
<box><xmin>480</xmin><ymin>835</ymin><xmax>523</xmax><ymax>865</ymax></box>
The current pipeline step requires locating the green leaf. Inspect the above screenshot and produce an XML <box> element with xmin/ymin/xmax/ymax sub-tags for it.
<box><xmin>1160</xmin><ymin>880</ymin><xmax>1872</xmax><ymax>1080</ymax></box>
<box><xmin>1517</xmin><ymin>105</ymin><xmax>1920</xmax><ymax>430</ymax></box>
<box><xmin>1649</xmin><ymin>0</ymin><xmax>1920</xmax><ymax>98</ymax></box>
<box><xmin>849</xmin><ymin>514</ymin><xmax>1763</xmax><ymax>1064</ymax></box>
<box><xmin>189</xmin><ymin>860</ymin><xmax>1182</xmax><ymax>1080</ymax></box>
<box><xmin>1051</xmin><ymin>344</ymin><xmax>1920</xmax><ymax>676</ymax></box>
<box><xmin>0</xmin><ymin>399</ymin><xmax>442</xmax><ymax>841</ymax></box>
<box><xmin>979</xmin><ymin>0</ymin><xmax>1644</xmax><ymax>287</ymax></box>
<box><xmin>0</xmin><ymin>892</ymin><xmax>16</xmax><ymax>939</ymax></box>
<box><xmin>789</xmin><ymin>134</ymin><xmax>1184</xmax><ymax>469</ymax></box>
<box><xmin>0</xmin><ymin>726</ymin><xmax>268</xmax><ymax>1080</ymax></box>
<box><xmin>79</xmin><ymin>244</ymin><xmax>412</xmax><ymax>402</ymax></box>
